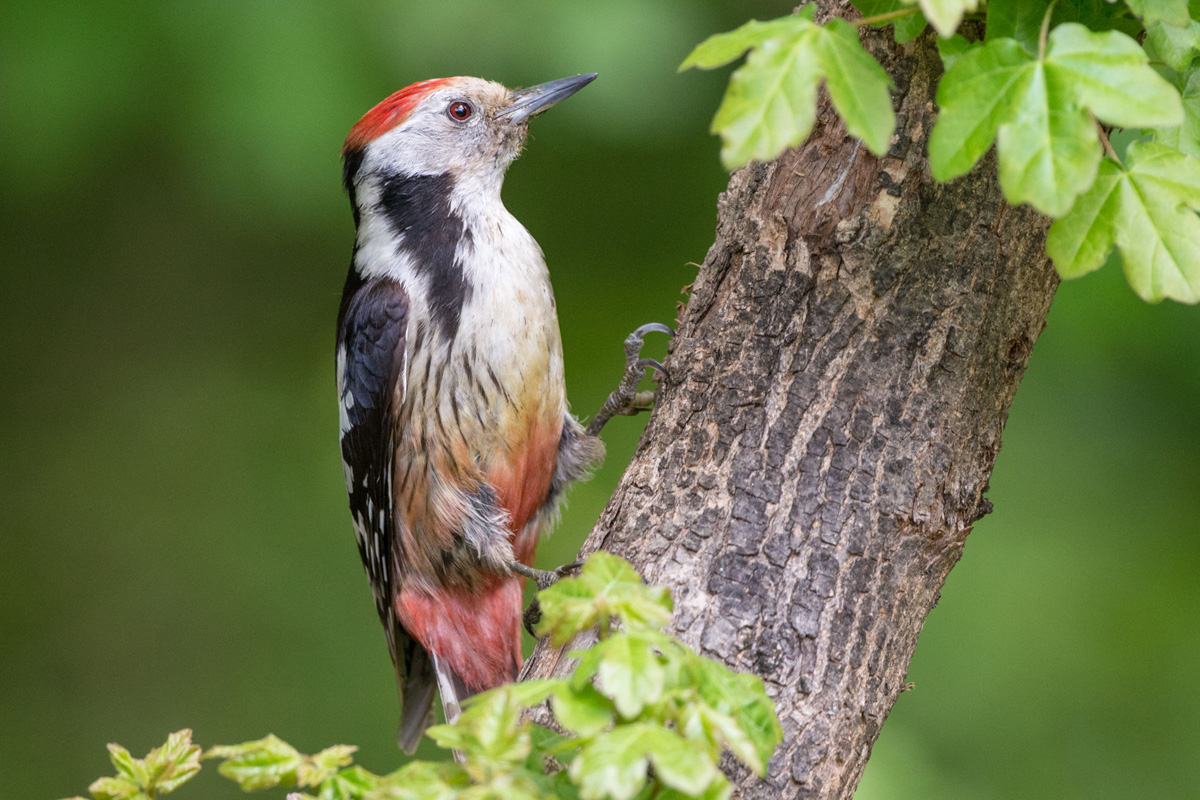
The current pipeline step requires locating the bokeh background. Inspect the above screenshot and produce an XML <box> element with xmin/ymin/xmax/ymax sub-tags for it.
<box><xmin>2</xmin><ymin>2</ymin><xmax>1198</xmax><ymax>798</ymax></box>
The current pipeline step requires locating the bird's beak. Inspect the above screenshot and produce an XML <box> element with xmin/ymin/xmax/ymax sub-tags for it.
<box><xmin>497</xmin><ymin>73</ymin><xmax>598</xmax><ymax>123</ymax></box>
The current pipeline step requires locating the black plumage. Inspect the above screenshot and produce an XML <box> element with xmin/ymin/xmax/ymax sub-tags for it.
<box><xmin>335</xmin><ymin>276</ymin><xmax>436</xmax><ymax>752</ymax></box>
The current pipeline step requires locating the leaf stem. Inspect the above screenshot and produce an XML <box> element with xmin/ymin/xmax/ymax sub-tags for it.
<box><xmin>598</xmin><ymin>615</ymin><xmax>612</xmax><ymax>640</ymax></box>
<box><xmin>1038</xmin><ymin>0</ymin><xmax>1058</xmax><ymax>60</ymax></box>
<box><xmin>854</xmin><ymin>7</ymin><xmax>921</xmax><ymax>27</ymax></box>
<box><xmin>1095</xmin><ymin>119</ymin><xmax>1122</xmax><ymax>165</ymax></box>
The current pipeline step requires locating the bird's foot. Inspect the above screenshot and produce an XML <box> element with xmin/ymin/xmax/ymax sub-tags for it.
<box><xmin>511</xmin><ymin>560</ymin><xmax>585</xmax><ymax>637</ymax></box>
<box><xmin>585</xmin><ymin>323</ymin><xmax>674</xmax><ymax>437</ymax></box>
<box><xmin>510</xmin><ymin>559</ymin><xmax>584</xmax><ymax>591</ymax></box>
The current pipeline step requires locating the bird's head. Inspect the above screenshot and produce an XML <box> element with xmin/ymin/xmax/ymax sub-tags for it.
<box><xmin>342</xmin><ymin>74</ymin><xmax>596</xmax><ymax>202</ymax></box>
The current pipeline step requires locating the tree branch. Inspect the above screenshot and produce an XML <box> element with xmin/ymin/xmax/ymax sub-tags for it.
<box><xmin>524</xmin><ymin>14</ymin><xmax>1058</xmax><ymax>800</ymax></box>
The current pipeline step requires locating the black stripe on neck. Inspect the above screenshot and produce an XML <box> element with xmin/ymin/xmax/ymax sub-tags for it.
<box><xmin>378</xmin><ymin>171</ymin><xmax>468</xmax><ymax>342</ymax></box>
<box><xmin>342</xmin><ymin>146</ymin><xmax>367</xmax><ymax>228</ymax></box>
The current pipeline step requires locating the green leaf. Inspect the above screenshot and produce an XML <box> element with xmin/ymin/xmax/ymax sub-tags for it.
<box><xmin>312</xmin><ymin>745</ymin><xmax>357</xmax><ymax>771</ymax></box>
<box><xmin>930</xmin><ymin>38</ymin><xmax>1034</xmax><ymax>181</ymax></box>
<box><xmin>851</xmin><ymin>0</ymin><xmax>902</xmax><ymax>18</ymax></box>
<box><xmin>816</xmin><ymin>19</ymin><xmax>898</xmax><ymax>154</ymax></box>
<box><xmin>88</xmin><ymin>777</ymin><xmax>142</xmax><ymax>800</ymax></box>
<box><xmin>87</xmin><ymin>731</ymin><xmax>202</xmax><ymax>800</ymax></box>
<box><xmin>537</xmin><ymin>578</ymin><xmax>605</xmax><ymax>645</ymax></box>
<box><xmin>687</xmin><ymin>657</ymin><xmax>783</xmax><ymax>772</ymax></box>
<box><xmin>638</xmin><ymin>730</ymin><xmax>720</xmax><ymax>797</ymax></box>
<box><xmin>931</xmin><ymin>24</ymin><xmax>1183</xmax><ymax>215</ymax></box>
<box><xmin>682</xmin><ymin>10</ymin><xmax>897</xmax><ymax>168</ymax></box>
<box><xmin>1154</xmin><ymin>64</ymin><xmax>1200</xmax><ymax>157</ymax></box>
<box><xmin>996</xmin><ymin>63</ymin><xmax>1101</xmax><ymax>216</ymax></box>
<box><xmin>324</xmin><ymin>765</ymin><xmax>378</xmax><ymax>800</ymax></box>
<box><xmin>567</xmin><ymin>550</ymin><xmax>640</xmax><ymax>594</ymax></box>
<box><xmin>1115</xmin><ymin>142</ymin><xmax>1200</xmax><ymax>301</ymax></box>
<box><xmin>1125</xmin><ymin>0</ymin><xmax>1191</xmax><ymax>27</ymax></box>
<box><xmin>142</xmin><ymin>730</ymin><xmax>202</xmax><ymax>794</ymax></box>
<box><xmin>544</xmin><ymin>772</ymin><xmax>585</xmax><ymax>800</ymax></box>
<box><xmin>596</xmin><ymin>632</ymin><xmax>667</xmax><ymax>718</ymax></box>
<box><xmin>205</xmin><ymin>734</ymin><xmax>306</xmax><ymax>791</ymax></box>
<box><xmin>106</xmin><ymin>745</ymin><xmax>149</xmax><ymax>787</ymax></box>
<box><xmin>679</xmin><ymin>703</ymin><xmax>761</xmax><ymax>773</ymax></box>
<box><xmin>655</xmin><ymin>774</ymin><xmax>733</xmax><ymax>800</ymax></box>
<box><xmin>569</xmin><ymin>642</ymin><xmax>607</xmax><ymax>690</ymax></box>
<box><xmin>916</xmin><ymin>0</ymin><xmax>980</xmax><ymax>38</ymax></box>
<box><xmin>1048</xmin><ymin>25</ymin><xmax>1183</xmax><ymax>128</ymax></box>
<box><xmin>466</xmin><ymin>694</ymin><xmax>530</xmax><ymax>765</ymax></box>
<box><xmin>895</xmin><ymin>10</ymin><xmax>929</xmax><ymax>42</ymax></box>
<box><xmin>708</xmin><ymin>24</ymin><xmax>824</xmax><ymax>168</ymax></box>
<box><xmin>1124</xmin><ymin>137</ymin><xmax>1200</xmax><ymax>201</ymax></box>
<box><xmin>1045</xmin><ymin>157</ymin><xmax>1124</xmax><ymax>276</ymax></box>
<box><xmin>1146</xmin><ymin>20</ymin><xmax>1200</xmax><ymax>72</ymax></box>
<box><xmin>851</xmin><ymin>0</ymin><xmax>927</xmax><ymax>42</ymax></box>
<box><xmin>301</xmin><ymin>744</ymin><xmax>357</xmax><ymax>787</ymax></box>
<box><xmin>428</xmin><ymin>688</ymin><xmax>533</xmax><ymax>772</ymax></box>
<box><xmin>372</xmin><ymin>761</ymin><xmax>470</xmax><ymax>800</ymax></box>
<box><xmin>1059</xmin><ymin>0</ymin><xmax>1144</xmax><ymax>37</ymax></box>
<box><xmin>529</xmin><ymin>724</ymin><xmax>577</xmax><ymax>763</ymax></box>
<box><xmin>1047</xmin><ymin>142</ymin><xmax>1200</xmax><ymax>301</ymax></box>
<box><xmin>551</xmin><ymin>683</ymin><xmax>616</xmax><ymax>736</ymax></box>
<box><xmin>536</xmin><ymin>553</ymin><xmax>673</xmax><ymax>644</ymax></box>
<box><xmin>937</xmin><ymin>34</ymin><xmax>977</xmax><ymax>71</ymax></box>
<box><xmin>986</xmin><ymin>0</ymin><xmax>1050</xmax><ymax>53</ymax></box>
<box><xmin>568</xmin><ymin>724</ymin><xmax>718</xmax><ymax>800</ymax></box>
<box><xmin>464</xmin><ymin>677</ymin><xmax>560</xmax><ymax>710</ymax></box>
<box><xmin>679</xmin><ymin>12</ymin><xmax>814</xmax><ymax>70</ymax></box>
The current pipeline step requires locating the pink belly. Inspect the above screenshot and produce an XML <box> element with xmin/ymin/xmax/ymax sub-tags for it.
<box><xmin>397</xmin><ymin>576</ymin><xmax>523</xmax><ymax>691</ymax></box>
<box><xmin>395</xmin><ymin>414</ymin><xmax>563</xmax><ymax>691</ymax></box>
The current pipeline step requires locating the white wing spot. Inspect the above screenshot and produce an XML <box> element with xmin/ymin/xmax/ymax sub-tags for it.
<box><xmin>336</xmin><ymin>346</ymin><xmax>354</xmax><ymax>435</ymax></box>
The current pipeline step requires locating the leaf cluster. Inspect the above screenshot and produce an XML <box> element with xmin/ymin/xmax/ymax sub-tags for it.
<box><xmin>681</xmin><ymin>0</ymin><xmax>1200</xmax><ymax>304</ymax></box>
<box><xmin>63</xmin><ymin>730</ymin><xmax>201</xmax><ymax>800</ymax></box>
<box><xmin>63</xmin><ymin>554</ymin><xmax>783</xmax><ymax>800</ymax></box>
<box><xmin>679</xmin><ymin>6</ymin><xmax>895</xmax><ymax>167</ymax></box>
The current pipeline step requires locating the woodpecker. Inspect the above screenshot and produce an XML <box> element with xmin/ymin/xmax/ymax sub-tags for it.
<box><xmin>335</xmin><ymin>74</ymin><xmax>669</xmax><ymax>750</ymax></box>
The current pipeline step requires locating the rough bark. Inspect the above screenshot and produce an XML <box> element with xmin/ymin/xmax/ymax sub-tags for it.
<box><xmin>523</xmin><ymin>11</ymin><xmax>1060</xmax><ymax>800</ymax></box>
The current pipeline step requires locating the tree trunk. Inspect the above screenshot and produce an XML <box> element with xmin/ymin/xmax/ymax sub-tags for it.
<box><xmin>522</xmin><ymin>10</ymin><xmax>1059</xmax><ymax>799</ymax></box>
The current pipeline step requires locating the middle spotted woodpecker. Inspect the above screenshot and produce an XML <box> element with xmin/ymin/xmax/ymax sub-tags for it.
<box><xmin>335</xmin><ymin>73</ymin><xmax>670</xmax><ymax>750</ymax></box>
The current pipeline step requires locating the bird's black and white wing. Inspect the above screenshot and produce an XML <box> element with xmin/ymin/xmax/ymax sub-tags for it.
<box><xmin>336</xmin><ymin>274</ymin><xmax>435</xmax><ymax>752</ymax></box>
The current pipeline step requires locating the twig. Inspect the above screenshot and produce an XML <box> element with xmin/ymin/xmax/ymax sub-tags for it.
<box><xmin>1038</xmin><ymin>0</ymin><xmax>1058</xmax><ymax>60</ymax></box>
<box><xmin>1095</xmin><ymin>119</ymin><xmax>1122</xmax><ymax>165</ymax></box>
<box><xmin>855</xmin><ymin>7</ymin><xmax>921</xmax><ymax>26</ymax></box>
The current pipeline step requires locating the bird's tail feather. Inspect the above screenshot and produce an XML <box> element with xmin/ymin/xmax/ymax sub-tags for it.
<box><xmin>397</xmin><ymin>641</ymin><xmax>438</xmax><ymax>754</ymax></box>
<box><xmin>432</xmin><ymin>652</ymin><xmax>474</xmax><ymax>726</ymax></box>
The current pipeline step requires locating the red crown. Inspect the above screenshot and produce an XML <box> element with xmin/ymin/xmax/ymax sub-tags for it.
<box><xmin>342</xmin><ymin>78</ymin><xmax>454</xmax><ymax>155</ymax></box>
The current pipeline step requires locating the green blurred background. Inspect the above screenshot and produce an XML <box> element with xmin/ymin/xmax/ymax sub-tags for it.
<box><xmin>2</xmin><ymin>2</ymin><xmax>1197</xmax><ymax>798</ymax></box>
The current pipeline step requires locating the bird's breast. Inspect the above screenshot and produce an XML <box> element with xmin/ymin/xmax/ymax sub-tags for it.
<box><xmin>394</xmin><ymin>210</ymin><xmax>566</xmax><ymax>561</ymax></box>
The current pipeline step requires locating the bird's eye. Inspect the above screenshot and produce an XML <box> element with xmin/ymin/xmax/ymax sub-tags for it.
<box><xmin>448</xmin><ymin>102</ymin><xmax>472</xmax><ymax>122</ymax></box>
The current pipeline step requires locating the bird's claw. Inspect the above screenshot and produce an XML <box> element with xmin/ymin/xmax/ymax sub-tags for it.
<box><xmin>631</xmin><ymin>322</ymin><xmax>675</xmax><ymax>339</ymax></box>
<box><xmin>635</xmin><ymin>357</ymin><xmax>670</xmax><ymax>385</ymax></box>
<box><xmin>509</xmin><ymin>559</ymin><xmax>583</xmax><ymax>592</ymax></box>
<box><xmin>553</xmin><ymin>560</ymin><xmax>585</xmax><ymax>580</ymax></box>
<box><xmin>587</xmin><ymin>323</ymin><xmax>675</xmax><ymax>436</ymax></box>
